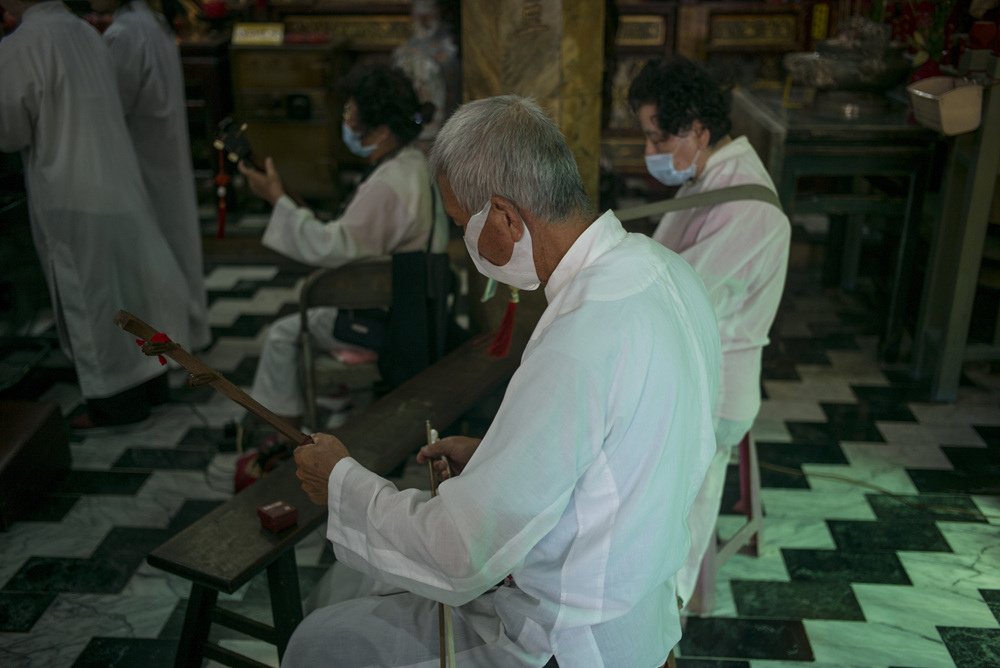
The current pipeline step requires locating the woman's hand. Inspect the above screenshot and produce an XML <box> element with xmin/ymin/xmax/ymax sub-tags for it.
<box><xmin>416</xmin><ymin>436</ymin><xmax>482</xmax><ymax>480</ymax></box>
<box><xmin>238</xmin><ymin>156</ymin><xmax>286</xmax><ymax>207</ymax></box>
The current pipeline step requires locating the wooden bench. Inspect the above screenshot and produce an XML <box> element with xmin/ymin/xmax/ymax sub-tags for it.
<box><xmin>147</xmin><ymin>325</ymin><xmax>530</xmax><ymax>668</ymax></box>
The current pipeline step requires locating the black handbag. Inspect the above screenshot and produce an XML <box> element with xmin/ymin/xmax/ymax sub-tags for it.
<box><xmin>332</xmin><ymin>307</ymin><xmax>389</xmax><ymax>350</ymax></box>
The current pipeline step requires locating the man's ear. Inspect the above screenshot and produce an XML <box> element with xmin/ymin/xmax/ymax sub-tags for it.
<box><xmin>489</xmin><ymin>195</ymin><xmax>525</xmax><ymax>243</ymax></box>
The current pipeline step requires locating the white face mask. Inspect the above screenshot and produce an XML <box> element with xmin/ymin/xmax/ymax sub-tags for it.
<box><xmin>463</xmin><ymin>202</ymin><xmax>540</xmax><ymax>291</ymax></box>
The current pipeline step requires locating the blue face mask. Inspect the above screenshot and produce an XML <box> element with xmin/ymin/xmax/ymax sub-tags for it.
<box><xmin>342</xmin><ymin>122</ymin><xmax>376</xmax><ymax>158</ymax></box>
<box><xmin>645</xmin><ymin>151</ymin><xmax>699</xmax><ymax>186</ymax></box>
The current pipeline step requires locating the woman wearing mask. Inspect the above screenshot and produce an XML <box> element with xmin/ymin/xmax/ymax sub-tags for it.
<box><xmin>238</xmin><ymin>62</ymin><xmax>446</xmax><ymax>444</ymax></box>
<box><xmin>628</xmin><ymin>56</ymin><xmax>791</xmax><ymax>613</ymax></box>
<box><xmin>89</xmin><ymin>0</ymin><xmax>211</xmax><ymax>351</ymax></box>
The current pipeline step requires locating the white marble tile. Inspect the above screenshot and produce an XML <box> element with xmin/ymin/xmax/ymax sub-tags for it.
<box><xmin>208</xmin><ymin>639</ymin><xmax>278</xmax><ymax>667</ymax></box>
<box><xmin>898</xmin><ymin>549</ymin><xmax>1000</xmax><ymax>594</ymax></box>
<box><xmin>756</xmin><ymin>398</ymin><xmax>826</xmax><ymax>423</ymax></box>
<box><xmin>841</xmin><ymin>441</ymin><xmax>953</xmax><ymax>470</ymax></box>
<box><xmin>973</xmin><ymin>495</ymin><xmax>1000</xmax><ymax>525</ymax></box>
<box><xmin>853</xmin><ymin>583</ymin><xmax>999</xmax><ymax>629</ymax></box>
<box><xmin>715</xmin><ymin>546</ymin><xmax>791</xmax><ymax>583</ymax></box>
<box><xmin>801</xmin><ymin>462</ymin><xmax>919</xmax><ymax>495</ymax></box>
<box><xmin>762</xmin><ymin>377</ymin><xmax>857</xmax><ymax>403</ymax></box>
<box><xmin>717</xmin><ymin>516</ymin><xmax>835</xmax><ymax>552</ymax></box>
<box><xmin>937</xmin><ymin>521</ymin><xmax>1000</xmax><ymax>558</ymax></box>
<box><xmin>760</xmin><ymin>488</ymin><xmax>877</xmax><ymax>520</ymax></box>
<box><xmin>804</xmin><ymin>619</ymin><xmax>955</xmax><ymax>668</ymax></box>
<box><xmin>119</xmin><ymin>561</ymin><xmax>192</xmax><ymax>599</ymax></box>
<box><xmin>203</xmin><ymin>266</ymin><xmax>278</xmax><ymax>291</ymax></box>
<box><xmin>909</xmin><ymin>402</ymin><xmax>1000</xmax><ymax>427</ymax></box>
<box><xmin>139</xmin><ymin>470</ymin><xmax>232</xmax><ymax>503</ymax></box>
<box><xmin>877</xmin><ymin>422</ymin><xmax>988</xmax><ymax>447</ymax></box>
<box><xmin>58</xmin><ymin>494</ymin><xmax>177</xmax><ymax>530</ymax></box>
<box><xmin>750</xmin><ymin>416</ymin><xmax>792</xmax><ymax>443</ymax></box>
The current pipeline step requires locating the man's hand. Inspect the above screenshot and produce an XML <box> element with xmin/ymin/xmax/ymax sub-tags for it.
<box><xmin>416</xmin><ymin>435</ymin><xmax>481</xmax><ymax>481</ymax></box>
<box><xmin>294</xmin><ymin>433</ymin><xmax>350</xmax><ymax>505</ymax></box>
<box><xmin>238</xmin><ymin>156</ymin><xmax>285</xmax><ymax>206</ymax></box>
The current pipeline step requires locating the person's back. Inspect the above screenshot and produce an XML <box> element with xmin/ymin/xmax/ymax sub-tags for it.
<box><xmin>0</xmin><ymin>0</ymin><xmax>191</xmax><ymax>420</ymax></box>
<box><xmin>100</xmin><ymin>0</ymin><xmax>211</xmax><ymax>350</ymax></box>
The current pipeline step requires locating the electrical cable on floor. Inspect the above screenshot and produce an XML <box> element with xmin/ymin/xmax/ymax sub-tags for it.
<box><xmin>758</xmin><ymin>460</ymin><xmax>1000</xmax><ymax>522</ymax></box>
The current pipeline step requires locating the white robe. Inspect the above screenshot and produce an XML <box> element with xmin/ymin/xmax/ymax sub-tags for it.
<box><xmin>251</xmin><ymin>146</ymin><xmax>448</xmax><ymax>416</ymax></box>
<box><xmin>103</xmin><ymin>0</ymin><xmax>210</xmax><ymax>350</ymax></box>
<box><xmin>653</xmin><ymin>137</ymin><xmax>791</xmax><ymax>604</ymax></box>
<box><xmin>284</xmin><ymin>211</ymin><xmax>721</xmax><ymax>667</ymax></box>
<box><xmin>0</xmin><ymin>2</ymin><xmax>191</xmax><ymax>398</ymax></box>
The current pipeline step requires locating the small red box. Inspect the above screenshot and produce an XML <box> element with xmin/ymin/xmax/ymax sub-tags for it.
<box><xmin>257</xmin><ymin>500</ymin><xmax>298</xmax><ymax>533</ymax></box>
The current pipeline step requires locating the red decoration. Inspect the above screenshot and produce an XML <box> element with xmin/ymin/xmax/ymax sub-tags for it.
<box><xmin>487</xmin><ymin>288</ymin><xmax>518</xmax><ymax>358</ymax></box>
<box><xmin>134</xmin><ymin>332</ymin><xmax>171</xmax><ymax>365</ymax></box>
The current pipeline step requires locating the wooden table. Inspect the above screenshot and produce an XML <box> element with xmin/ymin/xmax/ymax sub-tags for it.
<box><xmin>731</xmin><ymin>86</ymin><xmax>938</xmax><ymax>362</ymax></box>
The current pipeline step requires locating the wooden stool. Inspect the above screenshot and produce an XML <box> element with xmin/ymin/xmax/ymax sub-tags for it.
<box><xmin>685</xmin><ymin>432</ymin><xmax>763</xmax><ymax>615</ymax></box>
<box><xmin>0</xmin><ymin>400</ymin><xmax>70</xmax><ymax>530</ymax></box>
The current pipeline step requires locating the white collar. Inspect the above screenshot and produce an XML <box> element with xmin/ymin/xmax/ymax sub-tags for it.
<box><xmin>544</xmin><ymin>209</ymin><xmax>627</xmax><ymax>302</ymax></box>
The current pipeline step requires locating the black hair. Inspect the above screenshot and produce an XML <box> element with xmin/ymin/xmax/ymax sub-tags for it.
<box><xmin>627</xmin><ymin>56</ymin><xmax>732</xmax><ymax>146</ymax></box>
<box><xmin>339</xmin><ymin>62</ymin><xmax>435</xmax><ymax>147</ymax></box>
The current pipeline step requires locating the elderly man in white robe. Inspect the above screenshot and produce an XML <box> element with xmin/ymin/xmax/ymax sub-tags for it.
<box><xmin>0</xmin><ymin>0</ymin><xmax>192</xmax><ymax>426</ymax></box>
<box><xmin>287</xmin><ymin>95</ymin><xmax>722</xmax><ymax>667</ymax></box>
<box><xmin>629</xmin><ymin>56</ymin><xmax>791</xmax><ymax>610</ymax></box>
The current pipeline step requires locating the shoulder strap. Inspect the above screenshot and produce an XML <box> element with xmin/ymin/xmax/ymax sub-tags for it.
<box><xmin>614</xmin><ymin>183</ymin><xmax>782</xmax><ymax>223</ymax></box>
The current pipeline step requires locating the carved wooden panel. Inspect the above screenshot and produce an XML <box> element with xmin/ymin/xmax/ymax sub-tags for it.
<box><xmin>283</xmin><ymin>14</ymin><xmax>412</xmax><ymax>50</ymax></box>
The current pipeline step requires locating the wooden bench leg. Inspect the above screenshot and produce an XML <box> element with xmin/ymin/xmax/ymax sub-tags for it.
<box><xmin>174</xmin><ymin>583</ymin><xmax>218</xmax><ymax>668</ymax></box>
<box><xmin>266</xmin><ymin>551</ymin><xmax>303</xmax><ymax>660</ymax></box>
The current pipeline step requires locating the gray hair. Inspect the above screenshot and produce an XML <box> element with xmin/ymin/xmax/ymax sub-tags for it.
<box><xmin>429</xmin><ymin>95</ymin><xmax>591</xmax><ymax>222</ymax></box>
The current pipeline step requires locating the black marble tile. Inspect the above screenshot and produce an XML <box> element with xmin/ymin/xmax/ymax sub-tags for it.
<box><xmin>822</xmin><ymin>401</ymin><xmax>895</xmax><ymax>433</ymax></box>
<box><xmin>765</xmin><ymin>338</ymin><xmax>831</xmax><ymax>366</ymax></box>
<box><xmin>782</xmin><ymin>548</ymin><xmax>911</xmax><ymax>584</ymax></box>
<box><xmin>676</xmin><ymin>660</ymin><xmax>750</xmax><ymax>668</ymax></box>
<box><xmin>787</xmin><ymin>408</ymin><xmax>885</xmax><ymax>443</ymax></box>
<box><xmin>678</xmin><ymin>617</ymin><xmax>813</xmax><ymax>661</ymax></box>
<box><xmin>850</xmin><ymin>384</ymin><xmax>928</xmax><ymax>408</ymax></box>
<box><xmin>0</xmin><ymin>592</ymin><xmax>56</xmax><ymax>632</ymax></box>
<box><xmin>938</xmin><ymin>626</ymin><xmax>1000</xmax><ymax>668</ymax></box>
<box><xmin>867</xmin><ymin>493</ymin><xmax>987</xmax><ymax>523</ymax></box>
<box><xmin>972</xmin><ymin>425</ymin><xmax>1000</xmax><ymax>448</ymax></box>
<box><xmin>826</xmin><ymin>519</ymin><xmax>951</xmax><ymax>553</ymax></box>
<box><xmin>226</xmin><ymin>354</ymin><xmax>262</xmax><ymax>387</ymax></box>
<box><xmin>112</xmin><ymin>447</ymin><xmax>214</xmax><ymax>471</ymax></box>
<box><xmin>730</xmin><ymin>580</ymin><xmax>865</xmax><ymax>621</ymax></box>
<box><xmin>905</xmin><ymin>469</ymin><xmax>1000</xmax><ymax>495</ymax></box>
<box><xmin>21</xmin><ymin>494</ymin><xmax>79</xmax><ymax>522</ymax></box>
<box><xmin>72</xmin><ymin>637</ymin><xmax>176</xmax><ymax>668</ymax></box>
<box><xmin>3</xmin><ymin>556</ymin><xmax>141</xmax><ymax>594</ymax></box>
<box><xmin>56</xmin><ymin>470</ymin><xmax>150</xmax><ymax>496</ymax></box>
<box><xmin>941</xmin><ymin>446</ymin><xmax>1000</xmax><ymax>476</ymax></box>
<box><xmin>758</xmin><ymin>440</ymin><xmax>850</xmax><ymax>465</ymax></box>
<box><xmin>980</xmin><ymin>590</ymin><xmax>1000</xmax><ymax>624</ymax></box>
<box><xmin>761</xmin><ymin>352</ymin><xmax>801</xmax><ymax>382</ymax></box>
<box><xmin>167</xmin><ymin>499</ymin><xmax>224</xmax><ymax>534</ymax></box>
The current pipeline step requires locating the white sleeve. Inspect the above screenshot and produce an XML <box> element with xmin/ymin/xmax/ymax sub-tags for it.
<box><xmin>103</xmin><ymin>27</ymin><xmax>144</xmax><ymax>117</ymax></box>
<box><xmin>261</xmin><ymin>177</ymin><xmax>410</xmax><ymax>268</ymax></box>
<box><xmin>326</xmin><ymin>346</ymin><xmax>605</xmax><ymax>606</ymax></box>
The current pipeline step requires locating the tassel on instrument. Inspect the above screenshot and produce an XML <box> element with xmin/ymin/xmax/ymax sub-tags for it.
<box><xmin>487</xmin><ymin>287</ymin><xmax>518</xmax><ymax>358</ymax></box>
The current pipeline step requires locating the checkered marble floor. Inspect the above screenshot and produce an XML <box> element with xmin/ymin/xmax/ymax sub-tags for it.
<box><xmin>1</xmin><ymin>258</ymin><xmax>998</xmax><ymax>668</ymax></box>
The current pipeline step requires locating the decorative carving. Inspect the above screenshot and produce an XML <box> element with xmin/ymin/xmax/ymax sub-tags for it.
<box><xmin>608</xmin><ymin>57</ymin><xmax>648</xmax><ymax>130</ymax></box>
<box><xmin>709</xmin><ymin>14</ymin><xmax>798</xmax><ymax>49</ymax></box>
<box><xmin>515</xmin><ymin>0</ymin><xmax>550</xmax><ymax>35</ymax></box>
<box><xmin>601</xmin><ymin>135</ymin><xmax>646</xmax><ymax>172</ymax></box>
<box><xmin>616</xmin><ymin>15</ymin><xmax>666</xmax><ymax>47</ymax></box>
<box><xmin>284</xmin><ymin>15</ymin><xmax>412</xmax><ymax>48</ymax></box>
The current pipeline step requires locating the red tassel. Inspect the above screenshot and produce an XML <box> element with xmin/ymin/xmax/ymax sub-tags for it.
<box><xmin>135</xmin><ymin>332</ymin><xmax>171</xmax><ymax>365</ymax></box>
<box><xmin>487</xmin><ymin>288</ymin><xmax>518</xmax><ymax>358</ymax></box>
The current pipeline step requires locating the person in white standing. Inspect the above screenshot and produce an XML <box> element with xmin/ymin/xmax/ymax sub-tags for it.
<box><xmin>0</xmin><ymin>0</ymin><xmax>192</xmax><ymax>427</ymax></box>
<box><xmin>88</xmin><ymin>0</ymin><xmax>211</xmax><ymax>352</ymax></box>
<box><xmin>629</xmin><ymin>56</ymin><xmax>791</xmax><ymax>610</ymax></box>
<box><xmin>285</xmin><ymin>95</ymin><xmax>722</xmax><ymax>667</ymax></box>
